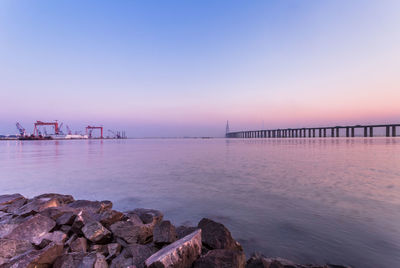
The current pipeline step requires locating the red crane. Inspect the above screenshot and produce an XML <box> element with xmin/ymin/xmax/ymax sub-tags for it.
<box><xmin>33</xmin><ymin>121</ymin><xmax>59</xmax><ymax>136</ymax></box>
<box><xmin>86</xmin><ymin>126</ymin><xmax>103</xmax><ymax>139</ymax></box>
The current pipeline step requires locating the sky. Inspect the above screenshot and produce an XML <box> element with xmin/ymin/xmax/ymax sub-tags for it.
<box><xmin>0</xmin><ymin>0</ymin><xmax>399</xmax><ymax>137</ymax></box>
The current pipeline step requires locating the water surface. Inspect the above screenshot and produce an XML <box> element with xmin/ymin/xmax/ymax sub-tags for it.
<box><xmin>0</xmin><ymin>138</ymin><xmax>399</xmax><ymax>267</ymax></box>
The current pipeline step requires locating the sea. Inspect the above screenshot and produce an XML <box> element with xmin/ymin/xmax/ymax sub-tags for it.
<box><xmin>0</xmin><ymin>138</ymin><xmax>399</xmax><ymax>267</ymax></box>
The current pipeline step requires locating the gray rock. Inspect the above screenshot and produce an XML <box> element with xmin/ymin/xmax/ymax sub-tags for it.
<box><xmin>35</xmin><ymin>231</ymin><xmax>68</xmax><ymax>248</ymax></box>
<box><xmin>82</xmin><ymin>221</ymin><xmax>111</xmax><ymax>243</ymax></box>
<box><xmin>110</xmin><ymin>250</ymin><xmax>134</xmax><ymax>268</ymax></box>
<box><xmin>145</xmin><ymin>229</ymin><xmax>202</xmax><ymax>268</ymax></box>
<box><xmin>56</xmin><ymin>211</ymin><xmax>77</xmax><ymax>226</ymax></box>
<box><xmin>0</xmin><ymin>198</ymin><xmax>27</xmax><ymax>214</ymax></box>
<box><xmin>4</xmin><ymin>214</ymin><xmax>56</xmax><ymax>244</ymax></box>
<box><xmin>126</xmin><ymin>208</ymin><xmax>163</xmax><ymax>226</ymax></box>
<box><xmin>90</xmin><ymin>244</ymin><xmax>108</xmax><ymax>255</ymax></box>
<box><xmin>125</xmin><ymin>244</ymin><xmax>152</xmax><ymax>268</ymax></box>
<box><xmin>153</xmin><ymin>220</ymin><xmax>177</xmax><ymax>246</ymax></box>
<box><xmin>198</xmin><ymin>218</ymin><xmax>243</xmax><ymax>251</ymax></box>
<box><xmin>68</xmin><ymin>200</ymin><xmax>112</xmax><ymax>214</ymax></box>
<box><xmin>70</xmin><ymin>237</ymin><xmax>88</xmax><ymax>253</ymax></box>
<box><xmin>0</xmin><ymin>224</ymin><xmax>18</xmax><ymax>239</ymax></box>
<box><xmin>79</xmin><ymin>252</ymin><xmax>108</xmax><ymax>268</ymax></box>
<box><xmin>193</xmin><ymin>249</ymin><xmax>246</xmax><ymax>268</ymax></box>
<box><xmin>71</xmin><ymin>210</ymin><xmax>97</xmax><ymax>234</ymax></box>
<box><xmin>110</xmin><ymin>220</ymin><xmax>152</xmax><ymax>244</ymax></box>
<box><xmin>0</xmin><ymin>238</ymin><xmax>33</xmax><ymax>259</ymax></box>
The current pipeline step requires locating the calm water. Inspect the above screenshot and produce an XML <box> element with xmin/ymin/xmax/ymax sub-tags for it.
<box><xmin>0</xmin><ymin>138</ymin><xmax>399</xmax><ymax>267</ymax></box>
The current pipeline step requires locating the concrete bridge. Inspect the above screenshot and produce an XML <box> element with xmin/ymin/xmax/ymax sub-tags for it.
<box><xmin>226</xmin><ymin>124</ymin><xmax>399</xmax><ymax>138</ymax></box>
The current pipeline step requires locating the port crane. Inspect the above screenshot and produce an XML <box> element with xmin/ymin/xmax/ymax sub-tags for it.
<box><xmin>66</xmin><ymin>125</ymin><xmax>72</xmax><ymax>135</ymax></box>
<box><xmin>33</xmin><ymin>121</ymin><xmax>60</xmax><ymax>136</ymax></box>
<box><xmin>16</xmin><ymin>122</ymin><xmax>26</xmax><ymax>136</ymax></box>
<box><xmin>86</xmin><ymin>126</ymin><xmax>103</xmax><ymax>139</ymax></box>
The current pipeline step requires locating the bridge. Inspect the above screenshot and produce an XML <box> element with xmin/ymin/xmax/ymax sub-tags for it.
<box><xmin>226</xmin><ymin>124</ymin><xmax>399</xmax><ymax>138</ymax></box>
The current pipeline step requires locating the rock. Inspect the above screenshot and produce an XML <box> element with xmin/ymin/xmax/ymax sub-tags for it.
<box><xmin>198</xmin><ymin>218</ymin><xmax>242</xmax><ymax>251</ymax></box>
<box><xmin>71</xmin><ymin>210</ymin><xmax>97</xmax><ymax>234</ymax></box>
<box><xmin>0</xmin><ymin>238</ymin><xmax>33</xmax><ymax>259</ymax></box>
<box><xmin>126</xmin><ymin>208</ymin><xmax>163</xmax><ymax>226</ymax></box>
<box><xmin>33</xmin><ymin>193</ymin><xmax>75</xmax><ymax>205</ymax></box>
<box><xmin>70</xmin><ymin>237</ymin><xmax>88</xmax><ymax>253</ymax></box>
<box><xmin>0</xmin><ymin>198</ymin><xmax>27</xmax><ymax>214</ymax></box>
<box><xmin>107</xmin><ymin>243</ymin><xmax>121</xmax><ymax>259</ymax></box>
<box><xmin>5</xmin><ymin>214</ymin><xmax>56</xmax><ymax>244</ymax></box>
<box><xmin>145</xmin><ymin>229</ymin><xmax>202</xmax><ymax>268</ymax></box>
<box><xmin>35</xmin><ymin>231</ymin><xmax>68</xmax><ymax>248</ymax></box>
<box><xmin>90</xmin><ymin>244</ymin><xmax>108</xmax><ymax>255</ymax></box>
<box><xmin>153</xmin><ymin>220</ymin><xmax>177</xmax><ymax>246</ymax></box>
<box><xmin>193</xmin><ymin>249</ymin><xmax>246</xmax><ymax>268</ymax></box>
<box><xmin>176</xmin><ymin>225</ymin><xmax>198</xmax><ymax>239</ymax></box>
<box><xmin>54</xmin><ymin>252</ymin><xmax>108</xmax><ymax>268</ymax></box>
<box><xmin>60</xmin><ymin>225</ymin><xmax>72</xmax><ymax>234</ymax></box>
<box><xmin>110</xmin><ymin>221</ymin><xmax>152</xmax><ymax>244</ymax></box>
<box><xmin>68</xmin><ymin>200</ymin><xmax>112</xmax><ymax>214</ymax></box>
<box><xmin>4</xmin><ymin>242</ymin><xmax>63</xmax><ymax>268</ymax></box>
<box><xmin>0</xmin><ymin>224</ymin><xmax>18</xmax><ymax>239</ymax></box>
<box><xmin>56</xmin><ymin>211</ymin><xmax>77</xmax><ymax>225</ymax></box>
<box><xmin>82</xmin><ymin>221</ymin><xmax>111</xmax><ymax>243</ymax></box>
<box><xmin>110</xmin><ymin>250</ymin><xmax>134</xmax><ymax>268</ymax></box>
<box><xmin>124</xmin><ymin>244</ymin><xmax>152</xmax><ymax>268</ymax></box>
<box><xmin>14</xmin><ymin>197</ymin><xmax>61</xmax><ymax>217</ymax></box>
<box><xmin>245</xmin><ymin>254</ymin><xmax>304</xmax><ymax>268</ymax></box>
<box><xmin>99</xmin><ymin>210</ymin><xmax>124</xmax><ymax>228</ymax></box>
<box><xmin>0</xmin><ymin>194</ymin><xmax>25</xmax><ymax>206</ymax></box>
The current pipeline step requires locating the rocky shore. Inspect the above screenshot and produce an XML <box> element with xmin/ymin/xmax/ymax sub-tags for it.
<box><xmin>0</xmin><ymin>193</ymin><xmax>351</xmax><ymax>268</ymax></box>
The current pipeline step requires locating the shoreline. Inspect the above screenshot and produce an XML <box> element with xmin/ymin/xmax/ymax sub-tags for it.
<box><xmin>0</xmin><ymin>193</ymin><xmax>351</xmax><ymax>267</ymax></box>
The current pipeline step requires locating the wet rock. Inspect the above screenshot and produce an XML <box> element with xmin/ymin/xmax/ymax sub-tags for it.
<box><xmin>124</xmin><ymin>244</ymin><xmax>152</xmax><ymax>268</ymax></box>
<box><xmin>153</xmin><ymin>220</ymin><xmax>177</xmax><ymax>246</ymax></box>
<box><xmin>0</xmin><ymin>238</ymin><xmax>33</xmax><ymax>259</ymax></box>
<box><xmin>5</xmin><ymin>242</ymin><xmax>63</xmax><ymax>268</ymax></box>
<box><xmin>80</xmin><ymin>252</ymin><xmax>108</xmax><ymax>268</ymax></box>
<box><xmin>198</xmin><ymin>218</ymin><xmax>243</xmax><ymax>251</ymax></box>
<box><xmin>193</xmin><ymin>249</ymin><xmax>246</xmax><ymax>268</ymax></box>
<box><xmin>5</xmin><ymin>214</ymin><xmax>56</xmax><ymax>244</ymax></box>
<box><xmin>110</xmin><ymin>221</ymin><xmax>152</xmax><ymax>244</ymax></box>
<box><xmin>68</xmin><ymin>199</ymin><xmax>112</xmax><ymax>214</ymax></box>
<box><xmin>0</xmin><ymin>224</ymin><xmax>18</xmax><ymax>238</ymax></box>
<box><xmin>145</xmin><ymin>229</ymin><xmax>202</xmax><ymax>268</ymax></box>
<box><xmin>99</xmin><ymin>210</ymin><xmax>124</xmax><ymax>228</ymax></box>
<box><xmin>70</xmin><ymin>237</ymin><xmax>88</xmax><ymax>253</ymax></box>
<box><xmin>82</xmin><ymin>221</ymin><xmax>111</xmax><ymax>243</ymax></box>
<box><xmin>176</xmin><ymin>225</ymin><xmax>198</xmax><ymax>239</ymax></box>
<box><xmin>34</xmin><ymin>193</ymin><xmax>74</xmax><ymax>205</ymax></box>
<box><xmin>14</xmin><ymin>197</ymin><xmax>61</xmax><ymax>217</ymax></box>
<box><xmin>126</xmin><ymin>208</ymin><xmax>163</xmax><ymax>226</ymax></box>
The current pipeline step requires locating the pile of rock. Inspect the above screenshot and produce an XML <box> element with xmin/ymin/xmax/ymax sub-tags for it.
<box><xmin>0</xmin><ymin>193</ymin><xmax>351</xmax><ymax>268</ymax></box>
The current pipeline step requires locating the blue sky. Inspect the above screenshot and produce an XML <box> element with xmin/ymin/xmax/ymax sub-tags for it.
<box><xmin>1</xmin><ymin>0</ymin><xmax>399</xmax><ymax>137</ymax></box>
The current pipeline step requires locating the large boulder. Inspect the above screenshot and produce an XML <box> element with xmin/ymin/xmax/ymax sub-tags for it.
<box><xmin>153</xmin><ymin>220</ymin><xmax>177</xmax><ymax>246</ymax></box>
<box><xmin>82</xmin><ymin>221</ymin><xmax>111</xmax><ymax>243</ymax></box>
<box><xmin>33</xmin><ymin>193</ymin><xmax>75</xmax><ymax>205</ymax></box>
<box><xmin>193</xmin><ymin>249</ymin><xmax>246</xmax><ymax>268</ymax></box>
<box><xmin>71</xmin><ymin>210</ymin><xmax>97</xmax><ymax>234</ymax></box>
<box><xmin>0</xmin><ymin>238</ymin><xmax>33</xmax><ymax>259</ymax></box>
<box><xmin>3</xmin><ymin>242</ymin><xmax>63</xmax><ymax>268</ymax></box>
<box><xmin>35</xmin><ymin>231</ymin><xmax>67</xmax><ymax>248</ymax></box>
<box><xmin>198</xmin><ymin>218</ymin><xmax>242</xmax><ymax>251</ymax></box>
<box><xmin>0</xmin><ymin>194</ymin><xmax>27</xmax><ymax>214</ymax></box>
<box><xmin>110</xmin><ymin>220</ymin><xmax>152</xmax><ymax>244</ymax></box>
<box><xmin>145</xmin><ymin>229</ymin><xmax>202</xmax><ymax>268</ymax></box>
<box><xmin>70</xmin><ymin>237</ymin><xmax>88</xmax><ymax>253</ymax></box>
<box><xmin>176</xmin><ymin>225</ymin><xmax>198</xmax><ymax>239</ymax></box>
<box><xmin>110</xmin><ymin>249</ymin><xmax>134</xmax><ymax>268</ymax></box>
<box><xmin>0</xmin><ymin>194</ymin><xmax>25</xmax><ymax>206</ymax></box>
<box><xmin>4</xmin><ymin>214</ymin><xmax>56</xmax><ymax>244</ymax></box>
<box><xmin>14</xmin><ymin>197</ymin><xmax>61</xmax><ymax>217</ymax></box>
<box><xmin>98</xmin><ymin>210</ymin><xmax>125</xmax><ymax>229</ymax></box>
<box><xmin>245</xmin><ymin>255</ymin><xmax>352</xmax><ymax>268</ymax></box>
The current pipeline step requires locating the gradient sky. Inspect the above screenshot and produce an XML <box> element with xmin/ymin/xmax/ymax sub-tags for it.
<box><xmin>1</xmin><ymin>0</ymin><xmax>399</xmax><ymax>137</ymax></box>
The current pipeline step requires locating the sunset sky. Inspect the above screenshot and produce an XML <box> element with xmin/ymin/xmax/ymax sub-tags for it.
<box><xmin>1</xmin><ymin>0</ymin><xmax>399</xmax><ymax>137</ymax></box>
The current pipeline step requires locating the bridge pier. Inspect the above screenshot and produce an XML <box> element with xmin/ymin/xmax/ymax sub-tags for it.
<box><xmin>392</xmin><ymin>126</ymin><xmax>396</xmax><ymax>137</ymax></box>
<box><xmin>369</xmin><ymin>127</ymin><xmax>373</xmax><ymax>137</ymax></box>
<box><xmin>323</xmin><ymin>128</ymin><xmax>327</xmax><ymax>137</ymax></box>
<box><xmin>364</xmin><ymin>127</ymin><xmax>368</xmax><ymax>137</ymax></box>
<box><xmin>336</xmin><ymin>127</ymin><xmax>339</xmax><ymax>137</ymax></box>
<box><xmin>351</xmin><ymin>127</ymin><xmax>355</xmax><ymax>137</ymax></box>
<box><xmin>346</xmin><ymin>127</ymin><xmax>349</xmax><ymax>137</ymax></box>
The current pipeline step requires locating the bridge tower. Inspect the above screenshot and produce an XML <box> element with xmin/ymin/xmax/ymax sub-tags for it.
<box><xmin>225</xmin><ymin>120</ymin><xmax>230</xmax><ymax>137</ymax></box>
